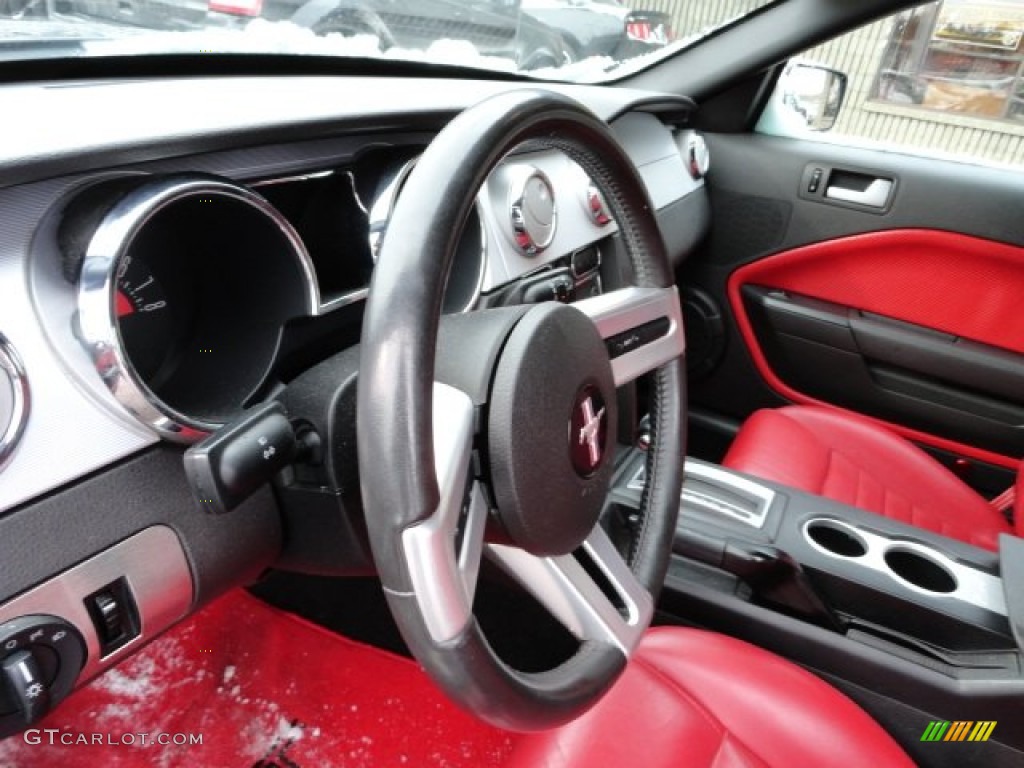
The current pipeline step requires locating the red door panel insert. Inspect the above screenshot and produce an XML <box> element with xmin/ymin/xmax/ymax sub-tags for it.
<box><xmin>728</xmin><ymin>229</ymin><xmax>1024</xmax><ymax>469</ymax></box>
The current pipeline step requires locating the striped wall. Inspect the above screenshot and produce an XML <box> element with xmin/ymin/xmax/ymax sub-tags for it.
<box><xmin>803</xmin><ymin>14</ymin><xmax>1024</xmax><ymax>169</ymax></box>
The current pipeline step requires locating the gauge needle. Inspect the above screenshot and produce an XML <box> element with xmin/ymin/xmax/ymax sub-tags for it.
<box><xmin>116</xmin><ymin>290</ymin><xmax>135</xmax><ymax>317</ymax></box>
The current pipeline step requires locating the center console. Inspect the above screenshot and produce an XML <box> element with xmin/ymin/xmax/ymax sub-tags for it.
<box><xmin>610</xmin><ymin>452</ymin><xmax>1024</xmax><ymax>767</ymax></box>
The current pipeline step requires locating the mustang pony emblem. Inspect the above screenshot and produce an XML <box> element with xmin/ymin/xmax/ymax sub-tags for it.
<box><xmin>570</xmin><ymin>389</ymin><xmax>608</xmax><ymax>476</ymax></box>
<box><xmin>578</xmin><ymin>398</ymin><xmax>606</xmax><ymax>469</ymax></box>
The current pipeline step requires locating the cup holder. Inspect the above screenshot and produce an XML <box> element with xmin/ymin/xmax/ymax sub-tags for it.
<box><xmin>801</xmin><ymin>519</ymin><xmax>1003</xmax><ymax>611</ymax></box>
<box><xmin>883</xmin><ymin>547</ymin><xmax>958</xmax><ymax>594</ymax></box>
<box><xmin>805</xmin><ymin>520</ymin><xmax>867</xmax><ymax>558</ymax></box>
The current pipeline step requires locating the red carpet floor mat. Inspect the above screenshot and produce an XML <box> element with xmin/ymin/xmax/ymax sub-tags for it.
<box><xmin>0</xmin><ymin>590</ymin><xmax>515</xmax><ymax>767</ymax></box>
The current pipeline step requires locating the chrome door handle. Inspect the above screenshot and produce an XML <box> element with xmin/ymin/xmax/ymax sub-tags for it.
<box><xmin>825</xmin><ymin>178</ymin><xmax>893</xmax><ymax>207</ymax></box>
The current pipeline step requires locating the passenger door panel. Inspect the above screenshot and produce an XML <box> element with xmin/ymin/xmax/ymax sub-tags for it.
<box><xmin>686</xmin><ymin>134</ymin><xmax>1024</xmax><ymax>471</ymax></box>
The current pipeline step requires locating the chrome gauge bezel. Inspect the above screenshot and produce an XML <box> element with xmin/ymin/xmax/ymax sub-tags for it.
<box><xmin>0</xmin><ymin>333</ymin><xmax>29</xmax><ymax>473</ymax></box>
<box><xmin>75</xmin><ymin>175</ymin><xmax>319</xmax><ymax>443</ymax></box>
<box><xmin>584</xmin><ymin>182</ymin><xmax>612</xmax><ymax>227</ymax></box>
<box><xmin>368</xmin><ymin>156</ymin><xmax>487</xmax><ymax>314</ymax></box>
<box><xmin>444</xmin><ymin>208</ymin><xmax>488</xmax><ymax>315</ymax></box>
<box><xmin>509</xmin><ymin>166</ymin><xmax>557</xmax><ymax>255</ymax></box>
<box><xmin>686</xmin><ymin>133</ymin><xmax>711</xmax><ymax>180</ymax></box>
<box><xmin>368</xmin><ymin>158</ymin><xmax>417</xmax><ymax>265</ymax></box>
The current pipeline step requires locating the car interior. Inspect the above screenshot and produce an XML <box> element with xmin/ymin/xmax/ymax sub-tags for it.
<box><xmin>1</xmin><ymin>0</ymin><xmax>1023</xmax><ymax>765</ymax></box>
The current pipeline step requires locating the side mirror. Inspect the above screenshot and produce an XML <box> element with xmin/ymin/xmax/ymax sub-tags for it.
<box><xmin>779</xmin><ymin>62</ymin><xmax>848</xmax><ymax>132</ymax></box>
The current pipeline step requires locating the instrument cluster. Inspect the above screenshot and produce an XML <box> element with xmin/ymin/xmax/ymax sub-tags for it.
<box><xmin>55</xmin><ymin>146</ymin><xmax>615</xmax><ymax>441</ymax></box>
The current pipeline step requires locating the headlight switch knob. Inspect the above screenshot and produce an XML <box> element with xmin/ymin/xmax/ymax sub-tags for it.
<box><xmin>0</xmin><ymin>615</ymin><xmax>85</xmax><ymax>737</ymax></box>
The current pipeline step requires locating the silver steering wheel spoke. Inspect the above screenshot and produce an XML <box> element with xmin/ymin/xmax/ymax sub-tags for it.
<box><xmin>484</xmin><ymin>526</ymin><xmax>653</xmax><ymax>654</ymax></box>
<box><xmin>457</xmin><ymin>482</ymin><xmax>488</xmax><ymax>608</ymax></box>
<box><xmin>574</xmin><ymin>286</ymin><xmax>685</xmax><ymax>386</ymax></box>
<box><xmin>401</xmin><ymin>382</ymin><xmax>488</xmax><ymax>643</ymax></box>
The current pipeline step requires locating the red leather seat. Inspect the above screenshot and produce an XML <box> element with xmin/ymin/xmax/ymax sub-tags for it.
<box><xmin>722</xmin><ymin>405</ymin><xmax>1018</xmax><ymax>551</ymax></box>
<box><xmin>509</xmin><ymin>627</ymin><xmax>914</xmax><ymax>767</ymax></box>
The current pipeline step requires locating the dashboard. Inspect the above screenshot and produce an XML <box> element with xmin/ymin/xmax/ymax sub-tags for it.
<box><xmin>0</xmin><ymin>74</ymin><xmax>709</xmax><ymax>731</ymax></box>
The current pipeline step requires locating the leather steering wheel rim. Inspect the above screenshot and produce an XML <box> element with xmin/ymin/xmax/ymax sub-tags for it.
<box><xmin>357</xmin><ymin>89</ymin><xmax>686</xmax><ymax>731</ymax></box>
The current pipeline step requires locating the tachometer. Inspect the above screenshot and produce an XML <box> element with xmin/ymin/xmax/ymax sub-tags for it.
<box><xmin>71</xmin><ymin>175</ymin><xmax>318</xmax><ymax>442</ymax></box>
<box><xmin>114</xmin><ymin>256</ymin><xmax>174</xmax><ymax>382</ymax></box>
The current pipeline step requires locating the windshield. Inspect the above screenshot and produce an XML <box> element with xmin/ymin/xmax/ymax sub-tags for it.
<box><xmin>0</xmin><ymin>0</ymin><xmax>774</xmax><ymax>81</ymax></box>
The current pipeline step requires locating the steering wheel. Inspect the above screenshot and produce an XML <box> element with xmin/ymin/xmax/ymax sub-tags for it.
<box><xmin>357</xmin><ymin>89</ymin><xmax>686</xmax><ymax>731</ymax></box>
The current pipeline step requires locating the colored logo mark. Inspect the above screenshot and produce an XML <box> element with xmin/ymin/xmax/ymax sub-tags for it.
<box><xmin>921</xmin><ymin>721</ymin><xmax>996</xmax><ymax>742</ymax></box>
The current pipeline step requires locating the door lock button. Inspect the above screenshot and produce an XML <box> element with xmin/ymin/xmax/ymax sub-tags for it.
<box><xmin>808</xmin><ymin>167</ymin><xmax>824</xmax><ymax>193</ymax></box>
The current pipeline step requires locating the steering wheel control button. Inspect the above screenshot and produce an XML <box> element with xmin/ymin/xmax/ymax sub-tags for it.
<box><xmin>605</xmin><ymin>317</ymin><xmax>672</xmax><ymax>360</ymax></box>
<box><xmin>184</xmin><ymin>401</ymin><xmax>297</xmax><ymax>514</ymax></box>
<box><xmin>510</xmin><ymin>168</ymin><xmax>557</xmax><ymax>254</ymax></box>
<box><xmin>0</xmin><ymin>333</ymin><xmax>29</xmax><ymax>475</ymax></box>
<box><xmin>488</xmin><ymin>303</ymin><xmax>616</xmax><ymax>557</ymax></box>
<box><xmin>0</xmin><ymin>615</ymin><xmax>85</xmax><ymax>737</ymax></box>
<box><xmin>570</xmin><ymin>387</ymin><xmax>608</xmax><ymax>478</ymax></box>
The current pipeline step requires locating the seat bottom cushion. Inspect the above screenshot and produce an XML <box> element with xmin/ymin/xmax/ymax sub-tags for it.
<box><xmin>508</xmin><ymin>627</ymin><xmax>914</xmax><ymax>768</ymax></box>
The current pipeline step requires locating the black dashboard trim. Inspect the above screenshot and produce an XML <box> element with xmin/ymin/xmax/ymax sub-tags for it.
<box><xmin>0</xmin><ymin>446</ymin><xmax>282</xmax><ymax>609</ymax></box>
<box><xmin>0</xmin><ymin>110</ymin><xmax>458</xmax><ymax>191</ymax></box>
<box><xmin>0</xmin><ymin>52</ymin><xmax>531</xmax><ymax>85</ymax></box>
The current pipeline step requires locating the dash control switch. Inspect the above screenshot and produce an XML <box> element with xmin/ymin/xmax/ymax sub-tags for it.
<box><xmin>184</xmin><ymin>401</ymin><xmax>297</xmax><ymax>514</ymax></box>
<box><xmin>0</xmin><ymin>615</ymin><xmax>85</xmax><ymax>737</ymax></box>
<box><xmin>84</xmin><ymin>577</ymin><xmax>140</xmax><ymax>656</ymax></box>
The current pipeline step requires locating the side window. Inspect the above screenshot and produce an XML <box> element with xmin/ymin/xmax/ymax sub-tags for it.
<box><xmin>758</xmin><ymin>0</ymin><xmax>1024</xmax><ymax>170</ymax></box>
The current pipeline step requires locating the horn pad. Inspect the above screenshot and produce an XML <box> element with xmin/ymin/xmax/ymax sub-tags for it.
<box><xmin>487</xmin><ymin>303</ymin><xmax>617</xmax><ymax>557</ymax></box>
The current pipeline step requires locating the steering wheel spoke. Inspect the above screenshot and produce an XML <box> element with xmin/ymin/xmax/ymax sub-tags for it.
<box><xmin>575</xmin><ymin>286</ymin><xmax>685</xmax><ymax>386</ymax></box>
<box><xmin>457</xmin><ymin>482</ymin><xmax>488</xmax><ymax>608</ymax></box>
<box><xmin>484</xmin><ymin>526</ymin><xmax>653</xmax><ymax>654</ymax></box>
<box><xmin>401</xmin><ymin>382</ymin><xmax>486</xmax><ymax>643</ymax></box>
